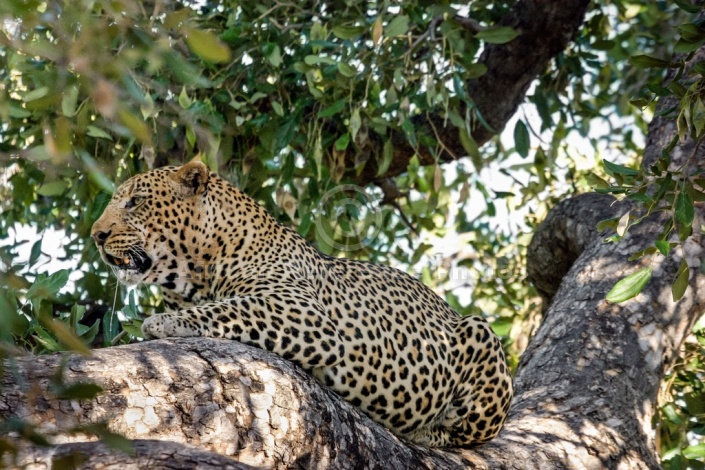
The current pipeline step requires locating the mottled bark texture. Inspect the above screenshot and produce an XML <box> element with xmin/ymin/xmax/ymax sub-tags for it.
<box><xmin>357</xmin><ymin>0</ymin><xmax>591</xmax><ymax>185</ymax></box>
<box><xmin>15</xmin><ymin>440</ymin><xmax>252</xmax><ymax>470</ymax></box>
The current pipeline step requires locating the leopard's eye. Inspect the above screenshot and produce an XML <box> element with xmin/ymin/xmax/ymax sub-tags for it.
<box><xmin>125</xmin><ymin>196</ymin><xmax>145</xmax><ymax>210</ymax></box>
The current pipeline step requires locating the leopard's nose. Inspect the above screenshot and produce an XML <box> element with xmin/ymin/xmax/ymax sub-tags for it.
<box><xmin>92</xmin><ymin>229</ymin><xmax>111</xmax><ymax>246</ymax></box>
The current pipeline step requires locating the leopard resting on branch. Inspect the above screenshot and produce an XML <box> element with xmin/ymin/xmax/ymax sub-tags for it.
<box><xmin>91</xmin><ymin>158</ymin><xmax>513</xmax><ymax>447</ymax></box>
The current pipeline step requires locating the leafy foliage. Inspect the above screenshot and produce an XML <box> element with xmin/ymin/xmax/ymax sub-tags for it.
<box><xmin>0</xmin><ymin>0</ymin><xmax>703</xmax><ymax>463</ymax></box>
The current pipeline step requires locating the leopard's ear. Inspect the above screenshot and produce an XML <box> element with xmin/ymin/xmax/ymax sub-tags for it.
<box><xmin>171</xmin><ymin>156</ymin><xmax>209</xmax><ymax>197</ymax></box>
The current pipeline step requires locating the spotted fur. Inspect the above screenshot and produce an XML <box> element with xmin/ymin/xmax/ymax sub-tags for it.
<box><xmin>91</xmin><ymin>160</ymin><xmax>513</xmax><ymax>447</ymax></box>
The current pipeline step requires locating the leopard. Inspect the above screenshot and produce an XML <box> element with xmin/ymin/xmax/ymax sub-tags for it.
<box><xmin>91</xmin><ymin>158</ymin><xmax>513</xmax><ymax>447</ymax></box>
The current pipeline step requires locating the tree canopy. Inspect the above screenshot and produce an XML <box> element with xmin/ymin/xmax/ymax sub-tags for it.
<box><xmin>0</xmin><ymin>0</ymin><xmax>704</xmax><ymax>467</ymax></box>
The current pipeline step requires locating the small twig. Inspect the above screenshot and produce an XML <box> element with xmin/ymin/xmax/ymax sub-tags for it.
<box><xmin>453</xmin><ymin>16</ymin><xmax>487</xmax><ymax>33</ymax></box>
<box><xmin>378</xmin><ymin>178</ymin><xmax>406</xmax><ymax>204</ymax></box>
<box><xmin>377</xmin><ymin>179</ymin><xmax>419</xmax><ymax>235</ymax></box>
<box><xmin>406</xmin><ymin>14</ymin><xmax>486</xmax><ymax>57</ymax></box>
<box><xmin>407</xmin><ymin>15</ymin><xmax>444</xmax><ymax>55</ymax></box>
<box><xmin>110</xmin><ymin>329</ymin><xmax>129</xmax><ymax>346</ymax></box>
<box><xmin>426</xmin><ymin>111</ymin><xmax>460</xmax><ymax>161</ymax></box>
<box><xmin>392</xmin><ymin>200</ymin><xmax>420</xmax><ymax>236</ymax></box>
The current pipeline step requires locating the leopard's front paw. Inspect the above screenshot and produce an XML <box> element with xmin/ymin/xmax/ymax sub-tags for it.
<box><xmin>141</xmin><ymin>313</ymin><xmax>200</xmax><ymax>339</ymax></box>
<box><xmin>141</xmin><ymin>315</ymin><xmax>166</xmax><ymax>339</ymax></box>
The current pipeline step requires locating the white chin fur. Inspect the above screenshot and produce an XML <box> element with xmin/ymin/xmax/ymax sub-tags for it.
<box><xmin>116</xmin><ymin>269</ymin><xmax>146</xmax><ymax>286</ymax></box>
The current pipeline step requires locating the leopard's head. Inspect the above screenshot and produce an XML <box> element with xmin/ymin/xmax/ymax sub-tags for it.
<box><xmin>91</xmin><ymin>159</ymin><xmax>210</xmax><ymax>286</ymax></box>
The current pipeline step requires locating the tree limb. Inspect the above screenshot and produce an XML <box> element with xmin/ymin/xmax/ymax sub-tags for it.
<box><xmin>11</xmin><ymin>440</ymin><xmax>252</xmax><ymax>470</ymax></box>
<box><xmin>2</xmin><ymin>338</ymin><xmax>471</xmax><ymax>469</ymax></box>
<box><xmin>527</xmin><ymin>193</ymin><xmax>621</xmax><ymax>301</ymax></box>
<box><xmin>356</xmin><ymin>0</ymin><xmax>592</xmax><ymax>184</ymax></box>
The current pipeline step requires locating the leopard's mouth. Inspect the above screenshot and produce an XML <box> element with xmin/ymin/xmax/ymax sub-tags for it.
<box><xmin>103</xmin><ymin>248</ymin><xmax>153</xmax><ymax>274</ymax></box>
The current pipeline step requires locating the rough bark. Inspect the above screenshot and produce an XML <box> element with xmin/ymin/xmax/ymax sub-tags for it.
<box><xmin>2</xmin><ymin>338</ymin><xmax>474</xmax><ymax>469</ymax></box>
<box><xmin>12</xmin><ymin>440</ymin><xmax>252</xmax><ymax>470</ymax></box>
<box><xmin>357</xmin><ymin>0</ymin><xmax>591</xmax><ymax>185</ymax></box>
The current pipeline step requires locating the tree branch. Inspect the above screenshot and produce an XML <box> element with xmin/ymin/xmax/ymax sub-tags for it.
<box><xmin>355</xmin><ymin>0</ymin><xmax>592</xmax><ymax>185</ymax></box>
<box><xmin>11</xmin><ymin>440</ymin><xmax>252</xmax><ymax>470</ymax></box>
<box><xmin>2</xmin><ymin>338</ymin><xmax>472</xmax><ymax>469</ymax></box>
<box><xmin>527</xmin><ymin>193</ymin><xmax>621</xmax><ymax>301</ymax></box>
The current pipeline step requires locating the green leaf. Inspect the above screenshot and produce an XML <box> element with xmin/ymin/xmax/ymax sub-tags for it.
<box><xmin>401</xmin><ymin>118</ymin><xmax>416</xmax><ymax>147</ymax></box>
<box><xmin>385</xmin><ymin>15</ymin><xmax>409</xmax><ymax>37</ymax></box>
<box><xmin>118</xmin><ymin>108</ymin><xmax>151</xmax><ymax>143</ymax></box>
<box><xmin>9</xmin><ymin>102</ymin><xmax>31</xmax><ymax>118</ymax></box>
<box><xmin>592</xmin><ymin>39</ymin><xmax>615</xmax><ymax>51</ymax></box>
<box><xmin>489</xmin><ymin>317</ymin><xmax>513</xmax><ymax>337</ymax></box>
<box><xmin>32</xmin><ymin>324</ymin><xmax>61</xmax><ymax>352</ymax></box>
<box><xmin>23</xmin><ymin>86</ymin><xmax>49</xmax><ymax>102</ymax></box>
<box><xmin>55</xmin><ymin>383</ymin><xmax>103</xmax><ymax>400</ymax></box>
<box><xmin>80</xmin><ymin>423</ymin><xmax>134</xmax><ymax>455</ymax></box>
<box><xmin>675</xmin><ymin>191</ymin><xmax>695</xmax><ymax>227</ymax></box>
<box><xmin>603</xmin><ymin>159</ymin><xmax>639</xmax><ymax>177</ymax></box>
<box><xmin>48</xmin><ymin>320</ymin><xmax>92</xmax><ymax>355</ymax></box>
<box><xmin>678</xmin><ymin>23</ymin><xmax>705</xmax><ymax>41</ymax></box>
<box><xmin>25</xmin><ymin>270</ymin><xmax>70</xmax><ymax>301</ymax></box>
<box><xmin>674</xmin><ymin>38</ymin><xmax>705</xmax><ymax>54</ymax></box>
<box><xmin>628</xmin><ymin>55</ymin><xmax>674</xmax><ymax>68</ymax></box>
<box><xmin>102</xmin><ymin>311</ymin><xmax>120</xmax><ymax>346</ymax></box>
<box><xmin>335</xmin><ymin>133</ymin><xmax>350</xmax><ymax>151</ymax></box>
<box><xmin>0</xmin><ymin>290</ymin><xmax>28</xmax><ymax>339</ymax></box>
<box><xmin>662</xmin><ymin>403</ymin><xmax>683</xmax><ymax>424</ymax></box>
<box><xmin>587</xmin><ymin>173</ymin><xmax>611</xmax><ymax>191</ymax></box>
<box><xmin>349</xmin><ymin>108</ymin><xmax>361</xmax><ymax>141</ymax></box>
<box><xmin>86</xmin><ymin>125</ymin><xmax>113</xmax><ymax>141</ymax></box>
<box><xmin>266</xmin><ymin>44</ymin><xmax>282</xmax><ymax>67</ymax></box>
<box><xmin>513</xmin><ymin>120</ymin><xmax>530</xmax><ymax>158</ymax></box>
<box><xmin>683</xmin><ymin>444</ymin><xmax>705</xmax><ymax>460</ymax></box>
<box><xmin>377</xmin><ymin>139</ymin><xmax>394</xmax><ymax>177</ymax></box>
<box><xmin>178</xmin><ymin>87</ymin><xmax>191</xmax><ymax>108</ymax></box>
<box><xmin>314</xmin><ymin>216</ymin><xmax>334</xmax><ymax>255</ymax></box>
<box><xmin>318</xmin><ymin>98</ymin><xmax>347</xmax><ymax>118</ymax></box>
<box><xmin>184</xmin><ymin>28</ymin><xmax>231</xmax><ymax>63</ymax></box>
<box><xmin>304</xmin><ymin>54</ymin><xmax>337</xmax><ymax>66</ymax></box>
<box><xmin>28</xmin><ymin>239</ymin><xmax>42</xmax><ymax>269</ymax></box>
<box><xmin>80</xmin><ymin>151</ymin><xmax>115</xmax><ymax>194</ymax></box>
<box><xmin>120</xmin><ymin>321</ymin><xmax>144</xmax><ymax>339</ymax></box>
<box><xmin>61</xmin><ymin>85</ymin><xmax>79</xmax><ymax>117</ymax></box>
<box><xmin>331</xmin><ymin>25</ymin><xmax>366</xmax><ymax>40</ymax></box>
<box><xmin>672</xmin><ymin>259</ymin><xmax>689</xmax><ymax>302</ymax></box>
<box><xmin>596</xmin><ymin>217</ymin><xmax>619</xmax><ymax>232</ymax></box>
<box><xmin>36</xmin><ymin>180</ymin><xmax>69</xmax><ymax>197</ymax></box>
<box><xmin>271</xmin><ymin>100</ymin><xmax>284</xmax><ymax>117</ymax></box>
<box><xmin>458</xmin><ymin>127</ymin><xmax>481</xmax><ymax>170</ymax></box>
<box><xmin>337</xmin><ymin>62</ymin><xmax>357</xmax><ymax>78</ymax></box>
<box><xmin>674</xmin><ymin>0</ymin><xmax>702</xmax><ymax>13</ymax></box>
<box><xmin>628</xmin><ymin>246</ymin><xmax>657</xmax><ymax>261</ymax></box>
<box><xmin>606</xmin><ymin>267</ymin><xmax>652</xmax><ymax>303</ymax></box>
<box><xmin>475</xmin><ymin>27</ymin><xmax>518</xmax><ymax>44</ymax></box>
<box><xmin>465</xmin><ymin>63</ymin><xmax>487</xmax><ymax>78</ymax></box>
<box><xmin>80</xmin><ymin>318</ymin><xmax>101</xmax><ymax>344</ymax></box>
<box><xmin>693</xmin><ymin>98</ymin><xmax>705</xmax><ymax>136</ymax></box>
<box><xmin>655</xmin><ymin>240</ymin><xmax>672</xmax><ymax>256</ymax></box>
